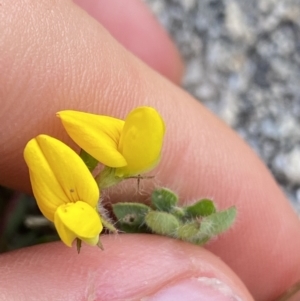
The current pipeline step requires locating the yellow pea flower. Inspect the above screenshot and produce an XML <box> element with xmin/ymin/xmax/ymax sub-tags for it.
<box><xmin>57</xmin><ymin>106</ymin><xmax>165</xmax><ymax>178</ymax></box>
<box><xmin>24</xmin><ymin>135</ymin><xmax>103</xmax><ymax>248</ymax></box>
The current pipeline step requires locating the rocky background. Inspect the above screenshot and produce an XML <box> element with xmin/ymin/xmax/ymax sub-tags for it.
<box><xmin>145</xmin><ymin>0</ymin><xmax>300</xmax><ymax>213</ymax></box>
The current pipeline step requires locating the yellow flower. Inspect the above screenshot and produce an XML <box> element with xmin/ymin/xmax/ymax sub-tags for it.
<box><xmin>24</xmin><ymin>135</ymin><xmax>103</xmax><ymax>248</ymax></box>
<box><xmin>57</xmin><ymin>106</ymin><xmax>165</xmax><ymax>177</ymax></box>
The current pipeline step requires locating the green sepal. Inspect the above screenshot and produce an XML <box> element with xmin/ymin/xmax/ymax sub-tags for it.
<box><xmin>200</xmin><ymin>206</ymin><xmax>237</xmax><ymax>237</ymax></box>
<box><xmin>184</xmin><ymin>199</ymin><xmax>216</xmax><ymax>218</ymax></box>
<box><xmin>151</xmin><ymin>188</ymin><xmax>178</xmax><ymax>212</ymax></box>
<box><xmin>79</xmin><ymin>149</ymin><xmax>98</xmax><ymax>172</ymax></box>
<box><xmin>96</xmin><ymin>167</ymin><xmax>122</xmax><ymax>189</ymax></box>
<box><xmin>112</xmin><ymin>203</ymin><xmax>151</xmax><ymax>233</ymax></box>
<box><xmin>145</xmin><ymin>211</ymin><xmax>180</xmax><ymax>236</ymax></box>
<box><xmin>76</xmin><ymin>238</ymin><xmax>82</xmax><ymax>254</ymax></box>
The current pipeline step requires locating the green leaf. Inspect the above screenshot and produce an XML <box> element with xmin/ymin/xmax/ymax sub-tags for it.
<box><xmin>145</xmin><ymin>211</ymin><xmax>180</xmax><ymax>236</ymax></box>
<box><xmin>200</xmin><ymin>206</ymin><xmax>237</xmax><ymax>236</ymax></box>
<box><xmin>170</xmin><ymin>206</ymin><xmax>186</xmax><ymax>219</ymax></box>
<box><xmin>112</xmin><ymin>203</ymin><xmax>151</xmax><ymax>233</ymax></box>
<box><xmin>151</xmin><ymin>188</ymin><xmax>178</xmax><ymax>212</ymax></box>
<box><xmin>79</xmin><ymin>149</ymin><xmax>98</xmax><ymax>172</ymax></box>
<box><xmin>176</xmin><ymin>221</ymin><xmax>210</xmax><ymax>245</ymax></box>
<box><xmin>185</xmin><ymin>199</ymin><xmax>216</xmax><ymax>218</ymax></box>
<box><xmin>176</xmin><ymin>206</ymin><xmax>236</xmax><ymax>245</ymax></box>
<box><xmin>176</xmin><ymin>221</ymin><xmax>200</xmax><ymax>240</ymax></box>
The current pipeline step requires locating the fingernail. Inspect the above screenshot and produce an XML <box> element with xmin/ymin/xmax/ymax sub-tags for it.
<box><xmin>143</xmin><ymin>277</ymin><xmax>243</xmax><ymax>301</ymax></box>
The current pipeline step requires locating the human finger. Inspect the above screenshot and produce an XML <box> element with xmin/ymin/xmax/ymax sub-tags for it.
<box><xmin>0</xmin><ymin>236</ymin><xmax>254</xmax><ymax>301</ymax></box>
<box><xmin>1</xmin><ymin>1</ymin><xmax>300</xmax><ymax>300</ymax></box>
<box><xmin>73</xmin><ymin>0</ymin><xmax>183</xmax><ymax>84</ymax></box>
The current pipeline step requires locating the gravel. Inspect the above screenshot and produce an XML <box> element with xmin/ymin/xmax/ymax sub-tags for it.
<box><xmin>144</xmin><ymin>0</ymin><xmax>300</xmax><ymax>213</ymax></box>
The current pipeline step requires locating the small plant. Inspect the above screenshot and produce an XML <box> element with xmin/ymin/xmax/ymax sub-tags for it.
<box><xmin>24</xmin><ymin>106</ymin><xmax>236</xmax><ymax>253</ymax></box>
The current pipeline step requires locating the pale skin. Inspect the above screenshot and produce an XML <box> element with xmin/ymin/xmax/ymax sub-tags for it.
<box><xmin>1</xmin><ymin>0</ymin><xmax>300</xmax><ymax>300</ymax></box>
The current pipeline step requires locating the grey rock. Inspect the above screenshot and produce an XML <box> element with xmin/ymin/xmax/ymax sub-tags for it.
<box><xmin>144</xmin><ymin>0</ymin><xmax>300</xmax><ymax>212</ymax></box>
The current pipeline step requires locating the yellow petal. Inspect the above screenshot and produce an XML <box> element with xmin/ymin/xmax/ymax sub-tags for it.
<box><xmin>57</xmin><ymin>110</ymin><xmax>127</xmax><ymax>167</ymax></box>
<box><xmin>116</xmin><ymin>107</ymin><xmax>165</xmax><ymax>177</ymax></box>
<box><xmin>24</xmin><ymin>135</ymin><xmax>99</xmax><ymax>221</ymax></box>
<box><xmin>54</xmin><ymin>201</ymin><xmax>103</xmax><ymax>247</ymax></box>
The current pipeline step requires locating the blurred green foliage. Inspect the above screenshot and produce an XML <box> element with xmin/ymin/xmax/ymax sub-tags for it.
<box><xmin>0</xmin><ymin>186</ymin><xmax>58</xmax><ymax>253</ymax></box>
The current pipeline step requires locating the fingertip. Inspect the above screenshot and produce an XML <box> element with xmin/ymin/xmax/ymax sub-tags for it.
<box><xmin>0</xmin><ymin>235</ymin><xmax>253</xmax><ymax>300</ymax></box>
<box><xmin>73</xmin><ymin>0</ymin><xmax>184</xmax><ymax>84</ymax></box>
